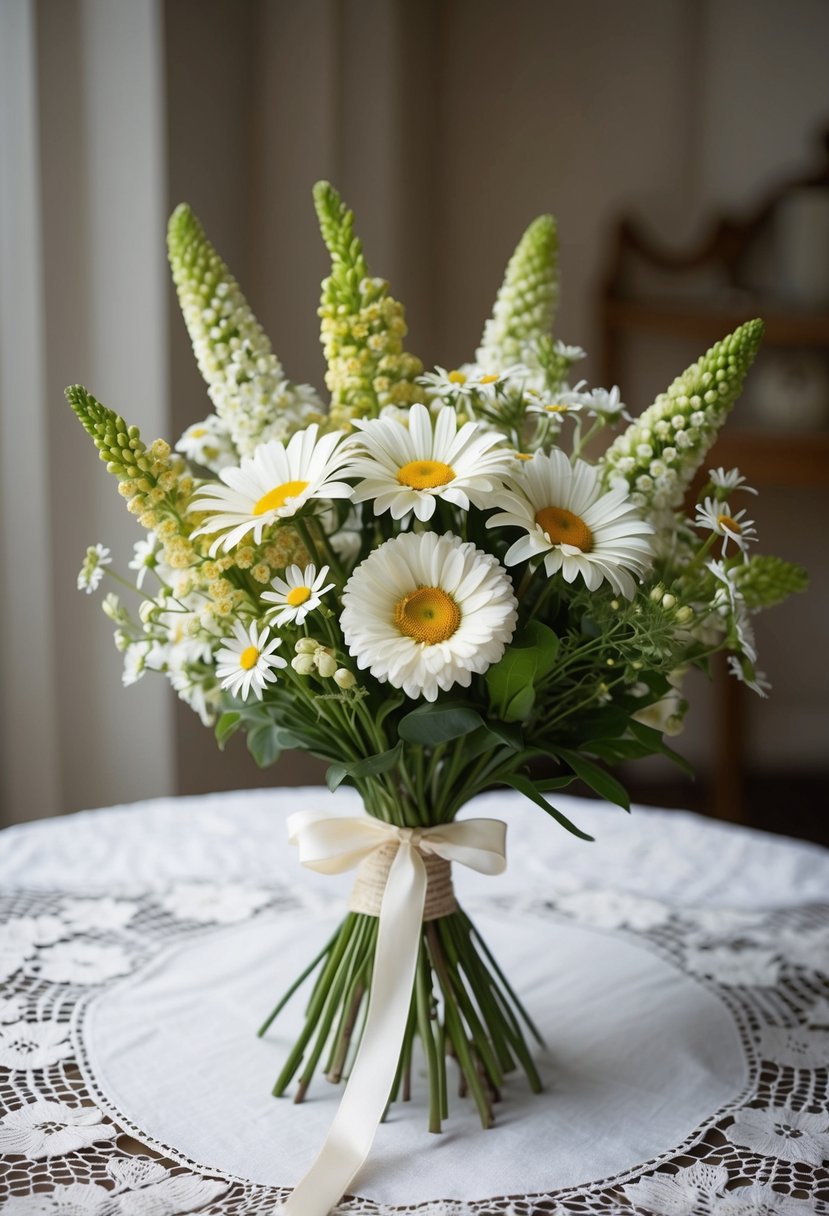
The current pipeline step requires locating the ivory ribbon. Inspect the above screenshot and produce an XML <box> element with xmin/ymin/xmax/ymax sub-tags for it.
<box><xmin>280</xmin><ymin>809</ymin><xmax>507</xmax><ymax>1216</ymax></box>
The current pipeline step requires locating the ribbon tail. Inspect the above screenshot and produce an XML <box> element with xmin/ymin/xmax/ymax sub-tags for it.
<box><xmin>281</xmin><ymin>842</ymin><xmax>427</xmax><ymax>1216</ymax></box>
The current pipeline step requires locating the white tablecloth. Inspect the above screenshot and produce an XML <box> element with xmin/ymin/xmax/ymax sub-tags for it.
<box><xmin>1</xmin><ymin>788</ymin><xmax>828</xmax><ymax>1215</ymax></box>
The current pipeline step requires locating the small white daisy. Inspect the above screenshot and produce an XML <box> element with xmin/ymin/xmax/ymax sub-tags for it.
<box><xmin>215</xmin><ymin>621</ymin><xmax>286</xmax><ymax>700</ymax></box>
<box><xmin>695</xmin><ymin>496</ymin><xmax>758</xmax><ymax>556</ymax></box>
<box><xmin>261</xmin><ymin>563</ymin><xmax>335</xmax><ymax>627</ymax></box>
<box><xmin>553</xmin><ymin>340</ymin><xmax>587</xmax><ymax>364</ymax></box>
<box><xmin>525</xmin><ymin>379</ymin><xmax>589</xmax><ymax>419</ymax></box>
<box><xmin>418</xmin><ymin>366</ymin><xmax>481</xmax><ymax>400</ymax></box>
<box><xmin>709</xmin><ymin>466</ymin><xmax>758</xmax><ymax>495</ymax></box>
<box><xmin>189</xmin><ymin>425</ymin><xmax>352</xmax><ymax>554</ymax></box>
<box><xmin>728</xmin><ymin>654</ymin><xmax>771</xmax><ymax>697</ymax></box>
<box><xmin>582</xmin><ymin>385</ymin><xmax>630</xmax><ymax>421</ymax></box>
<box><xmin>487</xmin><ymin>449</ymin><xmax>654</xmax><ymax>598</ymax></box>
<box><xmin>344</xmin><ymin>403</ymin><xmax>515</xmax><ymax>522</ymax></box>
<box><xmin>77</xmin><ymin>544</ymin><xmax>111</xmax><ymax>594</ymax></box>
<box><xmin>175</xmin><ymin>413</ymin><xmax>237</xmax><ymax>472</ymax></box>
<box><xmin>340</xmin><ymin>531</ymin><xmax>518</xmax><ymax>702</ymax></box>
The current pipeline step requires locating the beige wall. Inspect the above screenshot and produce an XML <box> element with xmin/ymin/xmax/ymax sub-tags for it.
<box><xmin>2</xmin><ymin>0</ymin><xmax>825</xmax><ymax>821</ymax></box>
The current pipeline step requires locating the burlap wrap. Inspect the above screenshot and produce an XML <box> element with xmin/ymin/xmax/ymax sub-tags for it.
<box><xmin>347</xmin><ymin>840</ymin><xmax>458</xmax><ymax>921</ymax></box>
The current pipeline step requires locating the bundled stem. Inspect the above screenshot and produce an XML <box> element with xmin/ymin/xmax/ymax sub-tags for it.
<box><xmin>258</xmin><ymin>905</ymin><xmax>543</xmax><ymax>1131</ymax></box>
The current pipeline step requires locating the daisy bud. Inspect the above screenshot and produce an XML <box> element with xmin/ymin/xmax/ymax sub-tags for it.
<box><xmin>291</xmin><ymin>654</ymin><xmax>316</xmax><ymax>675</ymax></box>
<box><xmin>333</xmin><ymin>667</ymin><xmax>356</xmax><ymax>690</ymax></box>
<box><xmin>295</xmin><ymin>638</ymin><xmax>319</xmax><ymax>654</ymax></box>
<box><xmin>661</xmin><ymin>593</ymin><xmax>676</xmax><ymax>610</ymax></box>
<box><xmin>676</xmin><ymin>605</ymin><xmax>694</xmax><ymax>625</ymax></box>
<box><xmin>315</xmin><ymin>651</ymin><xmax>338</xmax><ymax>678</ymax></box>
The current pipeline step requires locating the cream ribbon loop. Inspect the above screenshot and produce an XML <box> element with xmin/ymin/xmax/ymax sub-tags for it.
<box><xmin>281</xmin><ymin>810</ymin><xmax>507</xmax><ymax>1216</ymax></box>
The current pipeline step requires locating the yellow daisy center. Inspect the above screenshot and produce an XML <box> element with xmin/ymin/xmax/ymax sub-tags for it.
<box><xmin>286</xmin><ymin>586</ymin><xmax>312</xmax><ymax>606</ymax></box>
<box><xmin>717</xmin><ymin>513</ymin><xmax>742</xmax><ymax>534</ymax></box>
<box><xmin>191</xmin><ymin>427</ymin><xmax>207</xmax><ymax>437</ymax></box>
<box><xmin>545</xmin><ymin>404</ymin><xmax>569</xmax><ymax>414</ymax></box>
<box><xmin>535</xmin><ymin>506</ymin><xmax>594</xmax><ymax>552</ymax></box>
<box><xmin>478</xmin><ymin>374</ymin><xmax>499</xmax><ymax>384</ymax></box>
<box><xmin>448</xmin><ymin>370</ymin><xmax>467</xmax><ymax>385</ymax></box>
<box><xmin>513</xmin><ymin>451</ymin><xmax>533</xmax><ymax>461</ymax></box>
<box><xmin>253</xmin><ymin>480</ymin><xmax>309</xmax><ymax>516</ymax></box>
<box><xmin>393</xmin><ymin>587</ymin><xmax>461</xmax><ymax>645</ymax></box>
<box><xmin>240</xmin><ymin>645</ymin><xmax>260</xmax><ymax>670</ymax></box>
<box><xmin>397</xmin><ymin>460</ymin><xmax>455</xmax><ymax>490</ymax></box>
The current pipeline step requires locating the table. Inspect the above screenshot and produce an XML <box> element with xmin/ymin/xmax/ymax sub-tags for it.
<box><xmin>1</xmin><ymin>787</ymin><xmax>828</xmax><ymax>1214</ymax></box>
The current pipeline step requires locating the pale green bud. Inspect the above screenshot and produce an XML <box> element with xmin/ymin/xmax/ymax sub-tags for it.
<box><xmin>291</xmin><ymin>654</ymin><xmax>316</xmax><ymax>675</ymax></box>
<box><xmin>315</xmin><ymin>651</ymin><xmax>338</xmax><ymax>678</ymax></box>
<box><xmin>333</xmin><ymin>668</ymin><xmax>357</xmax><ymax>690</ymax></box>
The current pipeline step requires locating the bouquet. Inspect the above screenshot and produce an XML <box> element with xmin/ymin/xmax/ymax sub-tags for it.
<box><xmin>71</xmin><ymin>184</ymin><xmax>806</xmax><ymax>1210</ymax></box>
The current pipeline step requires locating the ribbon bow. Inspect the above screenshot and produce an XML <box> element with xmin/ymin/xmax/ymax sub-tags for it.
<box><xmin>281</xmin><ymin>809</ymin><xmax>507</xmax><ymax>1215</ymax></box>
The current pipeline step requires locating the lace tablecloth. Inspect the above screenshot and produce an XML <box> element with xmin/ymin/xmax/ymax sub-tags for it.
<box><xmin>1</xmin><ymin>786</ymin><xmax>828</xmax><ymax>1215</ymax></box>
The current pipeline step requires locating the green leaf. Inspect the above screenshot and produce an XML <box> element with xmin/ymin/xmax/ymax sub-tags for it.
<box><xmin>628</xmin><ymin>720</ymin><xmax>695</xmax><ymax>776</ymax></box>
<box><xmin>485</xmin><ymin>720</ymin><xmax>525</xmax><ymax>751</ymax></box>
<box><xmin>215</xmin><ymin>711</ymin><xmax>241</xmax><ymax>750</ymax></box>
<box><xmin>398</xmin><ymin>703</ymin><xmax>484</xmax><ymax>746</ymax></box>
<box><xmin>503</xmin><ymin>773</ymin><xmax>594</xmax><ymax>841</ymax></box>
<box><xmin>246</xmin><ymin>723</ymin><xmax>283</xmax><ymax>769</ymax></box>
<box><xmin>534</xmin><ymin>775</ymin><xmax>576</xmax><ymax>792</ymax></box>
<box><xmin>555</xmin><ymin>748</ymin><xmax>630</xmax><ymax>811</ymax></box>
<box><xmin>376</xmin><ymin>690</ymin><xmax>406</xmax><ymax>731</ymax></box>
<box><xmin>325</xmin><ymin>741</ymin><xmax>404</xmax><ymax>792</ymax></box>
<box><xmin>486</xmin><ymin>621</ymin><xmax>559</xmax><ymax>721</ymax></box>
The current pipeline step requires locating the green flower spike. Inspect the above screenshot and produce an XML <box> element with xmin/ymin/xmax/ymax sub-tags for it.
<box><xmin>66</xmin><ymin>385</ymin><xmax>190</xmax><ymax>530</ymax></box>
<box><xmin>732</xmin><ymin>555</ymin><xmax>809</xmax><ymax>610</ymax></box>
<box><xmin>600</xmin><ymin>319</ymin><xmax>765</xmax><ymax>520</ymax></box>
<box><xmin>167</xmin><ymin>205</ymin><xmax>323</xmax><ymax>458</ymax></box>
<box><xmin>476</xmin><ymin>215</ymin><xmax>559</xmax><ymax>374</ymax></box>
<box><xmin>313</xmin><ymin>181</ymin><xmax>423</xmax><ymax>428</ymax></box>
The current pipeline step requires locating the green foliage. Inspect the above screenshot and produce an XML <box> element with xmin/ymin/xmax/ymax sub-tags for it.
<box><xmin>503</xmin><ymin>773</ymin><xmax>594</xmax><ymax>841</ymax></box>
<box><xmin>397</xmin><ymin>703</ymin><xmax>484</xmax><ymax>746</ymax></box>
<box><xmin>326</xmin><ymin>741</ymin><xmax>404</xmax><ymax>792</ymax></box>
<box><xmin>486</xmin><ymin>621</ymin><xmax>559</xmax><ymax>722</ymax></box>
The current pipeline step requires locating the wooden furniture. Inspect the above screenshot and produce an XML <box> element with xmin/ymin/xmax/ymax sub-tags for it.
<box><xmin>599</xmin><ymin>132</ymin><xmax>829</xmax><ymax>824</ymax></box>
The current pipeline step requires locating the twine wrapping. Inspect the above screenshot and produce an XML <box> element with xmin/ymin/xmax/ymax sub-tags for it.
<box><xmin>348</xmin><ymin>840</ymin><xmax>458</xmax><ymax>920</ymax></box>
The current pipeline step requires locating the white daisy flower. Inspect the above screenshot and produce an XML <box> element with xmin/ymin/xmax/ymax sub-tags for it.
<box><xmin>344</xmin><ymin>403</ymin><xmax>515</xmax><ymax>522</ymax></box>
<box><xmin>340</xmin><ymin>531</ymin><xmax>518</xmax><ymax>702</ymax></box>
<box><xmin>553</xmin><ymin>340</ymin><xmax>586</xmax><ymax>364</ymax></box>
<box><xmin>189</xmin><ymin>425</ymin><xmax>352</xmax><ymax>554</ymax></box>
<box><xmin>728</xmin><ymin>654</ymin><xmax>771</xmax><ymax>698</ymax></box>
<box><xmin>175</xmin><ymin>413</ymin><xmax>237</xmax><ymax>472</ymax></box>
<box><xmin>582</xmin><ymin>385</ymin><xmax>630</xmax><ymax>421</ymax></box>
<box><xmin>215</xmin><ymin>620</ymin><xmax>286</xmax><ymax>700</ymax></box>
<box><xmin>76</xmin><ymin>543</ymin><xmax>111</xmax><ymax>594</ymax></box>
<box><xmin>261</xmin><ymin>563</ymin><xmax>335</xmax><ymax>627</ymax></box>
<box><xmin>695</xmin><ymin>496</ymin><xmax>758</xmax><ymax>556</ymax></box>
<box><xmin>418</xmin><ymin>365</ymin><xmax>481</xmax><ymax>399</ymax></box>
<box><xmin>487</xmin><ymin>450</ymin><xmax>654</xmax><ymax>599</ymax></box>
<box><xmin>710</xmin><ymin>466</ymin><xmax>758</xmax><ymax>495</ymax></box>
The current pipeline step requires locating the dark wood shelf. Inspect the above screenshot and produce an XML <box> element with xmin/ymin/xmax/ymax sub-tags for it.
<box><xmin>707</xmin><ymin>429</ymin><xmax>829</xmax><ymax>487</ymax></box>
<box><xmin>604</xmin><ymin>297</ymin><xmax>829</xmax><ymax>347</ymax></box>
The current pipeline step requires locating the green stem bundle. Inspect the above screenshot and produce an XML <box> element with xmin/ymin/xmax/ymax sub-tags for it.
<box><xmin>258</xmin><ymin>904</ymin><xmax>543</xmax><ymax>1131</ymax></box>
